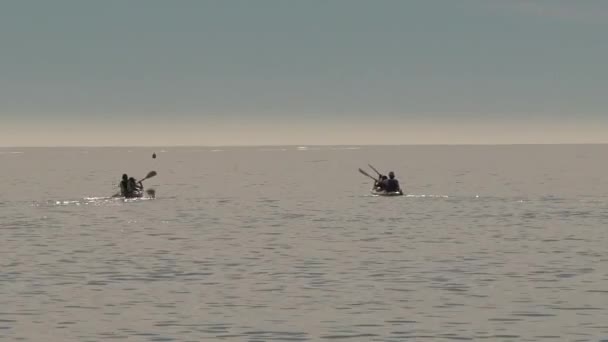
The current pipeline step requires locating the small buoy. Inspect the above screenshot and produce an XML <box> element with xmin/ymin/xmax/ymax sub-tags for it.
<box><xmin>152</xmin><ymin>153</ymin><xmax>156</xmax><ymax>159</ymax></box>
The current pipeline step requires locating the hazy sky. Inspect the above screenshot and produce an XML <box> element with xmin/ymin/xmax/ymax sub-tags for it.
<box><xmin>1</xmin><ymin>0</ymin><xmax>607</xmax><ymax>146</ymax></box>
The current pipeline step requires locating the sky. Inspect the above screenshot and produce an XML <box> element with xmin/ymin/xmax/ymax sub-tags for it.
<box><xmin>1</xmin><ymin>0</ymin><xmax>607</xmax><ymax>146</ymax></box>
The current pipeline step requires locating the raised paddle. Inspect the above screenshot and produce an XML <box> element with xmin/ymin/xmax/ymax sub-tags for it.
<box><xmin>358</xmin><ymin>168</ymin><xmax>377</xmax><ymax>181</ymax></box>
<box><xmin>368</xmin><ymin>164</ymin><xmax>382</xmax><ymax>177</ymax></box>
<box><xmin>138</xmin><ymin>170</ymin><xmax>157</xmax><ymax>183</ymax></box>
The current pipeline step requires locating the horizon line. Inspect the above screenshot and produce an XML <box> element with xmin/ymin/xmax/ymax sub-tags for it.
<box><xmin>2</xmin><ymin>142</ymin><xmax>607</xmax><ymax>148</ymax></box>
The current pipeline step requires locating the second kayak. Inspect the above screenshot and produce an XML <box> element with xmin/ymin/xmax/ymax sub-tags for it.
<box><xmin>371</xmin><ymin>189</ymin><xmax>404</xmax><ymax>197</ymax></box>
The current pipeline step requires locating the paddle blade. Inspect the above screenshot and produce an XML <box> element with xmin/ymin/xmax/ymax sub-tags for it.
<box><xmin>138</xmin><ymin>171</ymin><xmax>157</xmax><ymax>182</ymax></box>
<box><xmin>146</xmin><ymin>188</ymin><xmax>156</xmax><ymax>198</ymax></box>
<box><xmin>358</xmin><ymin>168</ymin><xmax>376</xmax><ymax>180</ymax></box>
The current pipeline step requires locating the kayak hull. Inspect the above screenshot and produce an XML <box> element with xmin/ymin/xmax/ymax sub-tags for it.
<box><xmin>124</xmin><ymin>191</ymin><xmax>144</xmax><ymax>199</ymax></box>
<box><xmin>118</xmin><ymin>189</ymin><xmax>155</xmax><ymax>199</ymax></box>
<box><xmin>371</xmin><ymin>189</ymin><xmax>404</xmax><ymax>197</ymax></box>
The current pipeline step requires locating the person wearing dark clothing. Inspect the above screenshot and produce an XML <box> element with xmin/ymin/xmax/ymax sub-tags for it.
<box><xmin>375</xmin><ymin>175</ymin><xmax>388</xmax><ymax>191</ymax></box>
<box><xmin>382</xmin><ymin>171</ymin><xmax>402</xmax><ymax>193</ymax></box>
<box><xmin>120</xmin><ymin>174</ymin><xmax>129</xmax><ymax>197</ymax></box>
<box><xmin>126</xmin><ymin>177</ymin><xmax>143</xmax><ymax>197</ymax></box>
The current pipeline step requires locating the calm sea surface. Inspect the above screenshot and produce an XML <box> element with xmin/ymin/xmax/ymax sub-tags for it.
<box><xmin>1</xmin><ymin>145</ymin><xmax>608</xmax><ymax>342</ymax></box>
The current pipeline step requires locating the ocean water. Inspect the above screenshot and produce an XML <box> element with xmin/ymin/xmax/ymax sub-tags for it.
<box><xmin>1</xmin><ymin>145</ymin><xmax>608</xmax><ymax>342</ymax></box>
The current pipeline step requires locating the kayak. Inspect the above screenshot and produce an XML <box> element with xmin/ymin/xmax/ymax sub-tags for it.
<box><xmin>371</xmin><ymin>189</ymin><xmax>404</xmax><ymax>197</ymax></box>
<box><xmin>125</xmin><ymin>190</ymin><xmax>144</xmax><ymax>199</ymax></box>
<box><xmin>113</xmin><ymin>191</ymin><xmax>144</xmax><ymax>199</ymax></box>
<box><xmin>111</xmin><ymin>171</ymin><xmax>158</xmax><ymax>199</ymax></box>
<box><xmin>114</xmin><ymin>188</ymin><xmax>155</xmax><ymax>199</ymax></box>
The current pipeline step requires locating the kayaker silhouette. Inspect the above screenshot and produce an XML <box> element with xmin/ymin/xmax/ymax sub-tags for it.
<box><xmin>119</xmin><ymin>174</ymin><xmax>128</xmax><ymax>197</ymax></box>
<box><xmin>382</xmin><ymin>171</ymin><xmax>402</xmax><ymax>194</ymax></box>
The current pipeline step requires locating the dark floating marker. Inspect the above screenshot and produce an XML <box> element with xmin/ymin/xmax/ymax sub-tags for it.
<box><xmin>152</xmin><ymin>153</ymin><xmax>156</xmax><ymax>159</ymax></box>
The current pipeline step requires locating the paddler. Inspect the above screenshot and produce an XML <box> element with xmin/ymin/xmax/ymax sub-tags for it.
<box><xmin>119</xmin><ymin>174</ymin><xmax>129</xmax><ymax>197</ymax></box>
<box><xmin>375</xmin><ymin>175</ymin><xmax>388</xmax><ymax>191</ymax></box>
<box><xmin>382</xmin><ymin>171</ymin><xmax>402</xmax><ymax>194</ymax></box>
<box><xmin>126</xmin><ymin>177</ymin><xmax>143</xmax><ymax>197</ymax></box>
